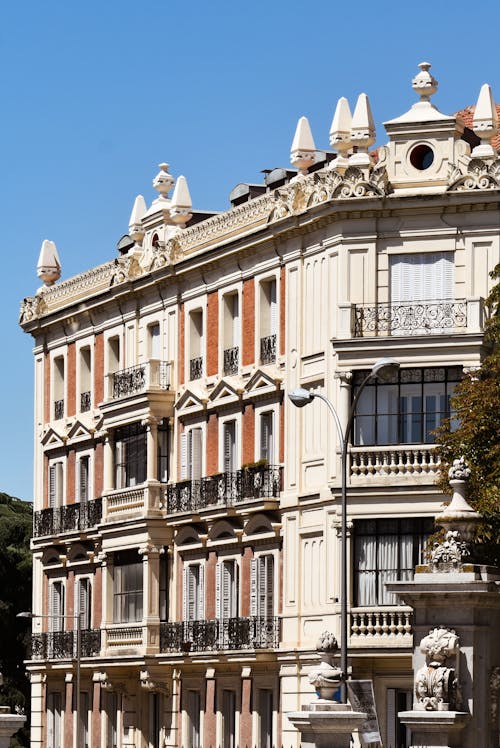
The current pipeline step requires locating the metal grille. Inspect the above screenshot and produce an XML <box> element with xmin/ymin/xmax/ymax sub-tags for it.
<box><xmin>354</xmin><ymin>300</ymin><xmax>467</xmax><ymax>337</ymax></box>
<box><xmin>159</xmin><ymin>617</ymin><xmax>280</xmax><ymax>653</ymax></box>
<box><xmin>54</xmin><ymin>399</ymin><xmax>64</xmax><ymax>420</ymax></box>
<box><xmin>189</xmin><ymin>356</ymin><xmax>203</xmax><ymax>380</ymax></box>
<box><xmin>33</xmin><ymin>498</ymin><xmax>102</xmax><ymax>538</ymax></box>
<box><xmin>30</xmin><ymin>629</ymin><xmax>101</xmax><ymax>659</ymax></box>
<box><xmin>260</xmin><ymin>334</ymin><xmax>276</xmax><ymax>364</ymax></box>
<box><xmin>112</xmin><ymin>365</ymin><xmax>146</xmax><ymax>398</ymax></box>
<box><xmin>223</xmin><ymin>346</ymin><xmax>239</xmax><ymax>375</ymax></box>
<box><xmin>80</xmin><ymin>391</ymin><xmax>91</xmax><ymax>412</ymax></box>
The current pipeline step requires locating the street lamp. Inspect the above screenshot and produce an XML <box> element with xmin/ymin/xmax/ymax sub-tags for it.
<box><xmin>17</xmin><ymin>608</ymin><xmax>83</xmax><ymax>748</ymax></box>
<box><xmin>289</xmin><ymin>357</ymin><xmax>400</xmax><ymax>702</ymax></box>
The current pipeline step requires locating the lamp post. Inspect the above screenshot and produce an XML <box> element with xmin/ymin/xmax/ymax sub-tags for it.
<box><xmin>289</xmin><ymin>357</ymin><xmax>400</xmax><ymax>703</ymax></box>
<box><xmin>17</xmin><ymin>608</ymin><xmax>82</xmax><ymax>748</ymax></box>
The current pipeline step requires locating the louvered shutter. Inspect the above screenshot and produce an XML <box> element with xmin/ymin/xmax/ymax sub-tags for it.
<box><xmin>223</xmin><ymin>422</ymin><xmax>235</xmax><ymax>474</ymax></box>
<box><xmin>182</xmin><ymin>566</ymin><xmax>189</xmax><ymax>621</ymax></box>
<box><xmin>269</xmin><ymin>280</ymin><xmax>277</xmax><ymax>335</ymax></box>
<box><xmin>49</xmin><ymin>465</ymin><xmax>56</xmax><ymax>508</ymax></box>
<box><xmin>386</xmin><ymin>688</ymin><xmax>396</xmax><ymax>748</ymax></box>
<box><xmin>233</xmin><ymin>561</ymin><xmax>239</xmax><ymax>618</ymax></box>
<box><xmin>79</xmin><ymin>457</ymin><xmax>89</xmax><ymax>503</ymax></box>
<box><xmin>197</xmin><ymin>564</ymin><xmax>205</xmax><ymax>620</ymax></box>
<box><xmin>180</xmin><ymin>432</ymin><xmax>188</xmax><ymax>480</ymax></box>
<box><xmin>187</xmin><ymin>566</ymin><xmax>197</xmax><ymax>620</ymax></box>
<box><xmin>77</xmin><ymin>578</ymin><xmax>91</xmax><ymax>630</ymax></box>
<box><xmin>215</xmin><ymin>562</ymin><xmax>222</xmax><ymax>620</ymax></box>
<box><xmin>56</xmin><ymin>462</ymin><xmax>63</xmax><ymax>505</ymax></box>
<box><xmin>265</xmin><ymin>556</ymin><xmax>274</xmax><ymax>618</ymax></box>
<box><xmin>222</xmin><ymin>562</ymin><xmax>231</xmax><ymax>619</ymax></box>
<box><xmin>115</xmin><ymin>440</ymin><xmax>124</xmax><ymax>489</ymax></box>
<box><xmin>250</xmin><ymin>559</ymin><xmax>258</xmax><ymax>616</ymax></box>
<box><xmin>260</xmin><ymin>413</ymin><xmax>273</xmax><ymax>464</ymax></box>
<box><xmin>191</xmin><ymin>428</ymin><xmax>202</xmax><ymax>481</ymax></box>
<box><xmin>50</xmin><ymin>582</ymin><xmax>64</xmax><ymax>632</ymax></box>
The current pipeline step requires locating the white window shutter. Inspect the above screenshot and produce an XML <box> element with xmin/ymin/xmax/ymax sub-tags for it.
<box><xmin>76</xmin><ymin>578</ymin><xmax>91</xmax><ymax>629</ymax></box>
<box><xmin>265</xmin><ymin>556</ymin><xmax>274</xmax><ymax>618</ymax></box>
<box><xmin>150</xmin><ymin>324</ymin><xmax>161</xmax><ymax>359</ymax></box>
<box><xmin>115</xmin><ymin>441</ymin><xmax>124</xmax><ymax>489</ymax></box>
<box><xmin>191</xmin><ymin>428</ymin><xmax>202</xmax><ymax>481</ymax></box>
<box><xmin>49</xmin><ymin>465</ymin><xmax>56</xmax><ymax>508</ymax></box>
<box><xmin>198</xmin><ymin>564</ymin><xmax>205</xmax><ymax>621</ymax></box>
<box><xmin>182</xmin><ymin>566</ymin><xmax>189</xmax><ymax>621</ymax></box>
<box><xmin>250</xmin><ymin>559</ymin><xmax>258</xmax><ymax>617</ymax></box>
<box><xmin>223</xmin><ymin>422</ymin><xmax>235</xmax><ymax>474</ymax></box>
<box><xmin>78</xmin><ymin>457</ymin><xmax>89</xmax><ymax>503</ymax></box>
<box><xmin>260</xmin><ymin>413</ymin><xmax>273</xmax><ymax>464</ymax></box>
<box><xmin>187</xmin><ymin>566</ymin><xmax>197</xmax><ymax>621</ymax></box>
<box><xmin>56</xmin><ymin>462</ymin><xmax>63</xmax><ymax>505</ymax></box>
<box><xmin>215</xmin><ymin>562</ymin><xmax>222</xmax><ymax>620</ymax></box>
<box><xmin>180</xmin><ymin>432</ymin><xmax>188</xmax><ymax>480</ymax></box>
<box><xmin>222</xmin><ymin>562</ymin><xmax>231</xmax><ymax>619</ymax></box>
<box><xmin>233</xmin><ymin>561</ymin><xmax>239</xmax><ymax>618</ymax></box>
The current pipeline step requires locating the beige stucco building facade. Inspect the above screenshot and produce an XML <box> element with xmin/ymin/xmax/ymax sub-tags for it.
<box><xmin>20</xmin><ymin>62</ymin><xmax>500</xmax><ymax>747</ymax></box>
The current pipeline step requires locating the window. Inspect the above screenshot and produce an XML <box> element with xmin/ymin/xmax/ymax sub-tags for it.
<box><xmin>216</xmin><ymin>560</ymin><xmax>238</xmax><ymax>620</ymax></box>
<box><xmin>104</xmin><ymin>691</ymin><xmax>119</xmax><ymax>748</ymax></box>
<box><xmin>157</xmin><ymin>420</ymin><xmax>169</xmax><ymax>483</ymax></box>
<box><xmin>149</xmin><ymin>693</ymin><xmax>161</xmax><ymax>748</ymax></box>
<box><xmin>259</xmin><ymin>412</ymin><xmax>274</xmax><ymax>464</ymax></box>
<box><xmin>222</xmin><ymin>690</ymin><xmax>236</xmax><ymax>748</ymax></box>
<box><xmin>250</xmin><ymin>555</ymin><xmax>274</xmax><ymax>619</ymax></box>
<box><xmin>183</xmin><ymin>563</ymin><xmax>205</xmax><ymax>621</ymax></box>
<box><xmin>386</xmin><ymin>688</ymin><xmax>412</xmax><ymax>748</ymax></box>
<box><xmin>79</xmin><ymin>346</ymin><xmax>92</xmax><ymax>412</ymax></box>
<box><xmin>108</xmin><ymin>336</ymin><xmax>120</xmax><ymax>374</ymax></box>
<box><xmin>187</xmin><ymin>691</ymin><xmax>201</xmax><ymax>748</ymax></box>
<box><xmin>189</xmin><ymin>309</ymin><xmax>203</xmax><ymax>380</ymax></box>
<box><xmin>222</xmin><ymin>421</ymin><xmax>237</xmax><ymax>474</ymax></box>
<box><xmin>260</xmin><ymin>279</ymin><xmax>277</xmax><ymax>364</ymax></box>
<box><xmin>115</xmin><ymin>423</ymin><xmax>147</xmax><ymax>488</ymax></box>
<box><xmin>223</xmin><ymin>293</ymin><xmax>239</xmax><ymax>375</ymax></box>
<box><xmin>390</xmin><ymin>252</ymin><xmax>454</xmax><ymax>303</ymax></box>
<box><xmin>49</xmin><ymin>581</ymin><xmax>65</xmax><ymax>631</ymax></box>
<box><xmin>159</xmin><ymin>554</ymin><xmax>168</xmax><ymax>622</ymax></box>
<box><xmin>53</xmin><ymin>356</ymin><xmax>65</xmax><ymax>420</ymax></box>
<box><xmin>48</xmin><ymin>461</ymin><xmax>64</xmax><ymax>508</ymax></box>
<box><xmin>77</xmin><ymin>455</ymin><xmax>90</xmax><ymax>503</ymax></box>
<box><xmin>353</xmin><ymin>367</ymin><xmax>461</xmax><ymax>446</ymax></box>
<box><xmin>148</xmin><ymin>323</ymin><xmax>161</xmax><ymax>359</ymax></box>
<box><xmin>78</xmin><ymin>691</ymin><xmax>90</xmax><ymax>748</ymax></box>
<box><xmin>46</xmin><ymin>692</ymin><xmax>62</xmax><ymax>748</ymax></box>
<box><xmin>354</xmin><ymin>518</ymin><xmax>433</xmax><ymax>606</ymax></box>
<box><xmin>75</xmin><ymin>577</ymin><xmax>92</xmax><ymax>630</ymax></box>
<box><xmin>113</xmin><ymin>551</ymin><xmax>143</xmax><ymax>623</ymax></box>
<box><xmin>258</xmin><ymin>689</ymin><xmax>273</xmax><ymax>748</ymax></box>
<box><xmin>180</xmin><ymin>428</ymin><xmax>203</xmax><ymax>481</ymax></box>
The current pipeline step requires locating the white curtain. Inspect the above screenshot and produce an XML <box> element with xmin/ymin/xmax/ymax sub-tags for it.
<box><xmin>355</xmin><ymin>535</ymin><xmax>377</xmax><ymax>606</ymax></box>
<box><xmin>378</xmin><ymin>535</ymin><xmax>399</xmax><ymax>605</ymax></box>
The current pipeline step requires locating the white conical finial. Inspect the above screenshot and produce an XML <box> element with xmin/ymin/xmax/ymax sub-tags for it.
<box><xmin>37</xmin><ymin>240</ymin><xmax>61</xmax><ymax>287</ymax></box>
<box><xmin>290</xmin><ymin>116</ymin><xmax>316</xmax><ymax>175</ymax></box>
<box><xmin>412</xmin><ymin>62</ymin><xmax>438</xmax><ymax>102</ymax></box>
<box><xmin>472</xmin><ymin>84</ymin><xmax>499</xmax><ymax>159</ymax></box>
<box><xmin>349</xmin><ymin>93</ymin><xmax>376</xmax><ymax>168</ymax></box>
<box><xmin>329</xmin><ymin>97</ymin><xmax>352</xmax><ymax>173</ymax></box>
<box><xmin>170</xmin><ymin>175</ymin><xmax>193</xmax><ymax>227</ymax></box>
<box><xmin>129</xmin><ymin>195</ymin><xmax>147</xmax><ymax>243</ymax></box>
<box><xmin>153</xmin><ymin>162</ymin><xmax>175</xmax><ymax>198</ymax></box>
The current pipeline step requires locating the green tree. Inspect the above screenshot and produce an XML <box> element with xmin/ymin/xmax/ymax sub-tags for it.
<box><xmin>0</xmin><ymin>492</ymin><xmax>32</xmax><ymax>747</ymax></box>
<box><xmin>436</xmin><ymin>263</ymin><xmax>500</xmax><ymax>565</ymax></box>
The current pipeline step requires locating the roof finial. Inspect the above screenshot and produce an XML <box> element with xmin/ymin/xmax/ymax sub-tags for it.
<box><xmin>329</xmin><ymin>97</ymin><xmax>352</xmax><ymax>174</ymax></box>
<box><xmin>129</xmin><ymin>195</ymin><xmax>147</xmax><ymax>244</ymax></box>
<box><xmin>37</xmin><ymin>240</ymin><xmax>61</xmax><ymax>288</ymax></box>
<box><xmin>290</xmin><ymin>116</ymin><xmax>316</xmax><ymax>176</ymax></box>
<box><xmin>170</xmin><ymin>175</ymin><xmax>193</xmax><ymax>228</ymax></box>
<box><xmin>349</xmin><ymin>93</ymin><xmax>376</xmax><ymax>168</ymax></box>
<box><xmin>472</xmin><ymin>83</ymin><xmax>499</xmax><ymax>160</ymax></box>
<box><xmin>412</xmin><ymin>62</ymin><xmax>438</xmax><ymax>103</ymax></box>
<box><xmin>153</xmin><ymin>163</ymin><xmax>175</xmax><ymax>198</ymax></box>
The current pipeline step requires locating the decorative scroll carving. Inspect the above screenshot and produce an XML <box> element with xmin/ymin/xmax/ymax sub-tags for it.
<box><xmin>415</xmin><ymin>627</ymin><xmax>460</xmax><ymax>711</ymax></box>
<box><xmin>19</xmin><ymin>294</ymin><xmax>47</xmax><ymax>324</ymax></box>
<box><xmin>447</xmin><ymin>157</ymin><xmax>500</xmax><ymax>191</ymax></box>
<box><xmin>110</xmin><ymin>255</ymin><xmax>142</xmax><ymax>286</ymax></box>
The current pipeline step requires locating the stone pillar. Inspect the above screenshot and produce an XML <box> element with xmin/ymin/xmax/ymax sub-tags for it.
<box><xmin>240</xmin><ymin>667</ymin><xmax>252</xmax><ymax>747</ymax></box>
<box><xmin>139</xmin><ymin>544</ymin><xmax>161</xmax><ymax>653</ymax></box>
<box><xmin>335</xmin><ymin>371</ymin><xmax>352</xmax><ymax>441</ymax></box>
<box><xmin>143</xmin><ymin>417</ymin><xmax>159</xmax><ymax>482</ymax></box>
<box><xmin>204</xmin><ymin>668</ymin><xmax>216</xmax><ymax>748</ymax></box>
<box><xmin>103</xmin><ymin>431</ymin><xmax>114</xmax><ymax>492</ymax></box>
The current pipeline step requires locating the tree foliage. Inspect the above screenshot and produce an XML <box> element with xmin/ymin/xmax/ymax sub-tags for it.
<box><xmin>436</xmin><ymin>263</ymin><xmax>500</xmax><ymax>564</ymax></box>
<box><xmin>0</xmin><ymin>492</ymin><xmax>32</xmax><ymax>747</ymax></box>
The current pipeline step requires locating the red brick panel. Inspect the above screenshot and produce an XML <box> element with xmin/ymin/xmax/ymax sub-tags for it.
<box><xmin>206</xmin><ymin>413</ymin><xmax>218</xmax><ymax>475</ymax></box>
<box><xmin>64</xmin><ymin>679</ymin><xmax>73</xmax><ymax>747</ymax></box>
<box><xmin>280</xmin><ymin>266</ymin><xmax>286</xmax><ymax>356</ymax></box>
<box><xmin>178</xmin><ymin>303</ymin><xmax>185</xmax><ymax>386</ymax></box>
<box><xmin>240</xmin><ymin>677</ymin><xmax>252</xmax><ymax>748</ymax></box>
<box><xmin>205</xmin><ymin>552</ymin><xmax>217</xmax><ymax>620</ymax></box>
<box><xmin>67</xmin><ymin>343</ymin><xmax>76</xmax><ymax>418</ymax></box>
<box><xmin>94</xmin><ymin>442</ymin><xmax>103</xmax><ymax>498</ymax></box>
<box><xmin>279</xmin><ymin>401</ymin><xmax>284</xmax><ymax>463</ymax></box>
<box><xmin>242</xmin><ymin>404</ymin><xmax>254</xmax><ymax>465</ymax></box>
<box><xmin>66</xmin><ymin>450</ymin><xmax>75</xmax><ymax>504</ymax></box>
<box><xmin>66</xmin><ymin>572</ymin><xmax>75</xmax><ymax>624</ymax></box>
<box><xmin>94</xmin><ymin>333</ymin><xmax>104</xmax><ymax>404</ymax></box>
<box><xmin>242</xmin><ymin>279</ymin><xmax>255</xmax><ymax>367</ymax></box>
<box><xmin>206</xmin><ymin>292</ymin><xmax>219</xmax><ymax>376</ymax></box>
<box><xmin>240</xmin><ymin>546</ymin><xmax>253</xmax><ymax>617</ymax></box>
<box><xmin>92</xmin><ymin>681</ymin><xmax>101</xmax><ymax>748</ymax></box>
<box><xmin>204</xmin><ymin>677</ymin><xmax>216</xmax><ymax>748</ymax></box>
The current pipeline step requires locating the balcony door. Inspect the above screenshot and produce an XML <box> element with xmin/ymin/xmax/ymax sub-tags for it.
<box><xmin>183</xmin><ymin>563</ymin><xmax>205</xmax><ymax>621</ymax></box>
<box><xmin>216</xmin><ymin>560</ymin><xmax>238</xmax><ymax>620</ymax></box>
<box><xmin>250</xmin><ymin>555</ymin><xmax>274</xmax><ymax>619</ymax></box>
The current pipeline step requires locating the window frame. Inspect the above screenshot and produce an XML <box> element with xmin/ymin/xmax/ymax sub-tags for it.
<box><xmin>112</xmin><ymin>551</ymin><xmax>144</xmax><ymax>624</ymax></box>
<box><xmin>114</xmin><ymin>422</ymin><xmax>147</xmax><ymax>489</ymax></box>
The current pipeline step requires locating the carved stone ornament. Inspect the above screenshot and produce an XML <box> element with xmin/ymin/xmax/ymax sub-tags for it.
<box><xmin>447</xmin><ymin>157</ymin><xmax>500</xmax><ymax>191</ymax></box>
<box><xmin>110</xmin><ymin>255</ymin><xmax>142</xmax><ymax>286</ymax></box>
<box><xmin>414</xmin><ymin>627</ymin><xmax>460</xmax><ymax>711</ymax></box>
<box><xmin>489</xmin><ymin>666</ymin><xmax>500</xmax><ymax>726</ymax></box>
<box><xmin>448</xmin><ymin>456</ymin><xmax>471</xmax><ymax>481</ymax></box>
<box><xmin>307</xmin><ymin>631</ymin><xmax>342</xmax><ymax>700</ymax></box>
<box><xmin>431</xmin><ymin>530</ymin><xmax>470</xmax><ymax>570</ymax></box>
<box><xmin>19</xmin><ymin>294</ymin><xmax>47</xmax><ymax>324</ymax></box>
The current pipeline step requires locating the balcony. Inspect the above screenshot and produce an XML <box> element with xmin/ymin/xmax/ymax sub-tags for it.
<box><xmin>189</xmin><ymin>356</ymin><xmax>203</xmax><ymax>381</ymax></box>
<box><xmin>30</xmin><ymin>629</ymin><xmax>101</xmax><ymax>660</ymax></box>
<box><xmin>260</xmin><ymin>334</ymin><xmax>277</xmax><ymax>364</ymax></box>
<box><xmin>350</xmin><ymin>607</ymin><xmax>413</xmax><ymax>649</ymax></box>
<box><xmin>33</xmin><ymin>498</ymin><xmax>102</xmax><ymax>538</ymax></box>
<box><xmin>107</xmin><ymin>360</ymin><xmax>171</xmax><ymax>401</ymax></box>
<box><xmin>353</xmin><ymin>299</ymin><xmax>475</xmax><ymax>337</ymax></box>
<box><xmin>223</xmin><ymin>346</ymin><xmax>239</xmax><ymax>375</ymax></box>
<box><xmin>349</xmin><ymin>445</ymin><xmax>440</xmax><ymax>485</ymax></box>
<box><xmin>159</xmin><ymin>616</ymin><xmax>281</xmax><ymax>653</ymax></box>
<box><xmin>103</xmin><ymin>483</ymin><xmax>165</xmax><ymax>522</ymax></box>
<box><xmin>166</xmin><ymin>464</ymin><xmax>282</xmax><ymax>515</ymax></box>
<box><xmin>80</xmin><ymin>390</ymin><xmax>91</xmax><ymax>412</ymax></box>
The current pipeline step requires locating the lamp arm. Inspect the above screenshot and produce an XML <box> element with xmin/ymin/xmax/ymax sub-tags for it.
<box><xmin>312</xmin><ymin>392</ymin><xmax>344</xmax><ymax>445</ymax></box>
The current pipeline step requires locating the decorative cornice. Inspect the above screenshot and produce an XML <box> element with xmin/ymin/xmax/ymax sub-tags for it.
<box><xmin>447</xmin><ymin>157</ymin><xmax>500</xmax><ymax>191</ymax></box>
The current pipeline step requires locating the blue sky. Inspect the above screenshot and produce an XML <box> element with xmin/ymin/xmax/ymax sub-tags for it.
<box><xmin>2</xmin><ymin>0</ymin><xmax>500</xmax><ymax>501</ymax></box>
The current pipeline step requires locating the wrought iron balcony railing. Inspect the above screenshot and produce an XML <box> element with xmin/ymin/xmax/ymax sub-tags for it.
<box><xmin>354</xmin><ymin>299</ymin><xmax>468</xmax><ymax>337</ymax></box>
<box><xmin>109</xmin><ymin>360</ymin><xmax>171</xmax><ymax>400</ymax></box>
<box><xmin>260</xmin><ymin>334</ymin><xmax>277</xmax><ymax>364</ymax></box>
<box><xmin>80</xmin><ymin>390</ymin><xmax>91</xmax><ymax>412</ymax></box>
<box><xmin>223</xmin><ymin>346</ymin><xmax>239</xmax><ymax>375</ymax></box>
<box><xmin>166</xmin><ymin>464</ymin><xmax>282</xmax><ymax>514</ymax></box>
<box><xmin>189</xmin><ymin>356</ymin><xmax>203</xmax><ymax>381</ymax></box>
<box><xmin>33</xmin><ymin>498</ymin><xmax>102</xmax><ymax>538</ymax></box>
<box><xmin>30</xmin><ymin>629</ymin><xmax>101</xmax><ymax>660</ymax></box>
<box><xmin>159</xmin><ymin>616</ymin><xmax>281</xmax><ymax>653</ymax></box>
<box><xmin>54</xmin><ymin>399</ymin><xmax>64</xmax><ymax>420</ymax></box>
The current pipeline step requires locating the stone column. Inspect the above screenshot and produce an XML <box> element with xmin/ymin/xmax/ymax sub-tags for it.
<box><xmin>139</xmin><ymin>544</ymin><xmax>161</xmax><ymax>653</ymax></box>
<box><xmin>240</xmin><ymin>667</ymin><xmax>252</xmax><ymax>747</ymax></box>
<box><xmin>103</xmin><ymin>431</ymin><xmax>114</xmax><ymax>492</ymax></box>
<box><xmin>204</xmin><ymin>668</ymin><xmax>216</xmax><ymax>748</ymax></box>
<box><xmin>143</xmin><ymin>417</ymin><xmax>159</xmax><ymax>483</ymax></box>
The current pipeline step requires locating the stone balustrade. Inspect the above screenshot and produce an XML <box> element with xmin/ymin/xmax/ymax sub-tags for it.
<box><xmin>350</xmin><ymin>445</ymin><xmax>440</xmax><ymax>483</ymax></box>
<box><xmin>350</xmin><ymin>607</ymin><xmax>413</xmax><ymax>648</ymax></box>
<box><xmin>103</xmin><ymin>484</ymin><xmax>165</xmax><ymax>521</ymax></box>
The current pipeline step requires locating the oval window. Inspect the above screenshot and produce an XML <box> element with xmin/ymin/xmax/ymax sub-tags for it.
<box><xmin>410</xmin><ymin>144</ymin><xmax>434</xmax><ymax>170</ymax></box>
